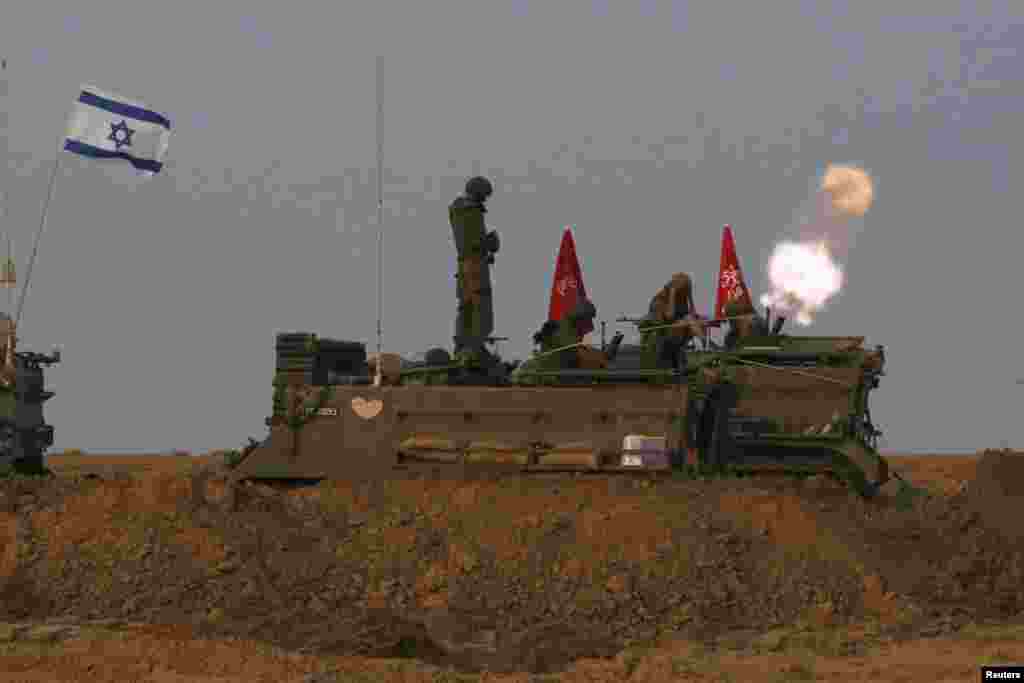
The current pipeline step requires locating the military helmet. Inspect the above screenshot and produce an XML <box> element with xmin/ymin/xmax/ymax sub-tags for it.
<box><xmin>569</xmin><ymin>297</ymin><xmax>597</xmax><ymax>323</ymax></box>
<box><xmin>465</xmin><ymin>176</ymin><xmax>494</xmax><ymax>201</ymax></box>
<box><xmin>424</xmin><ymin>348</ymin><xmax>452</xmax><ymax>366</ymax></box>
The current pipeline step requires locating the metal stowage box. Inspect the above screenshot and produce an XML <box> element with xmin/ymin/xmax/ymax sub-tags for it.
<box><xmin>621</xmin><ymin>434</ymin><xmax>668</xmax><ymax>467</ymax></box>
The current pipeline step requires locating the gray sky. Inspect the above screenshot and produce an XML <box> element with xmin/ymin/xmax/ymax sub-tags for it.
<box><xmin>2</xmin><ymin>1</ymin><xmax>1022</xmax><ymax>454</ymax></box>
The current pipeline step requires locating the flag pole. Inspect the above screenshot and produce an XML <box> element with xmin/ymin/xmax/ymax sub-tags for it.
<box><xmin>6</xmin><ymin>235</ymin><xmax>11</xmax><ymax>315</ymax></box>
<box><xmin>16</xmin><ymin>143</ymin><xmax>62</xmax><ymax>329</ymax></box>
<box><xmin>1</xmin><ymin>59</ymin><xmax>8</xmax><ymax>316</ymax></box>
<box><xmin>373</xmin><ymin>55</ymin><xmax>384</xmax><ymax>387</ymax></box>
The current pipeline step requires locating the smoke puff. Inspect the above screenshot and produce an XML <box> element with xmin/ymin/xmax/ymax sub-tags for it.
<box><xmin>760</xmin><ymin>241</ymin><xmax>843</xmax><ymax>326</ymax></box>
<box><xmin>821</xmin><ymin>164</ymin><xmax>874</xmax><ymax>218</ymax></box>
<box><xmin>758</xmin><ymin>164</ymin><xmax>874</xmax><ymax>326</ymax></box>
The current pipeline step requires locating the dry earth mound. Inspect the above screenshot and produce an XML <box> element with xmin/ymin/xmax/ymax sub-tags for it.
<box><xmin>0</xmin><ymin>452</ymin><xmax>1021</xmax><ymax>680</ymax></box>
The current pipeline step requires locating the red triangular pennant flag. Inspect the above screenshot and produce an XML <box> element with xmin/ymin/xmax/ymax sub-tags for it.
<box><xmin>714</xmin><ymin>225</ymin><xmax>754</xmax><ymax>319</ymax></box>
<box><xmin>548</xmin><ymin>227</ymin><xmax>593</xmax><ymax>338</ymax></box>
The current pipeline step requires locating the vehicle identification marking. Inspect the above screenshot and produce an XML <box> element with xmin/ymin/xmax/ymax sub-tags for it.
<box><xmin>350</xmin><ymin>397</ymin><xmax>384</xmax><ymax>419</ymax></box>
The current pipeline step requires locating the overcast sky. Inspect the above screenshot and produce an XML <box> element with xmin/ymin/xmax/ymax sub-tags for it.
<box><xmin>2</xmin><ymin>1</ymin><xmax>1022</xmax><ymax>454</ymax></box>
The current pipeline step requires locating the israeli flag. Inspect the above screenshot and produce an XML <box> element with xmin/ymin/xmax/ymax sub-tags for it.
<box><xmin>64</xmin><ymin>84</ymin><xmax>172</xmax><ymax>175</ymax></box>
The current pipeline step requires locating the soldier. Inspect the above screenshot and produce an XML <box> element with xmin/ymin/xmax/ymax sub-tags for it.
<box><xmin>0</xmin><ymin>315</ymin><xmax>16</xmax><ymax>389</ymax></box>
<box><xmin>0</xmin><ymin>315</ymin><xmax>17</xmax><ymax>458</ymax></box>
<box><xmin>640</xmin><ymin>273</ymin><xmax>705</xmax><ymax>371</ymax></box>
<box><xmin>722</xmin><ymin>300</ymin><xmax>769</xmax><ymax>349</ymax></box>
<box><xmin>529</xmin><ymin>297</ymin><xmax>610</xmax><ymax>371</ymax></box>
<box><xmin>449</xmin><ymin>176</ymin><xmax>500</xmax><ymax>361</ymax></box>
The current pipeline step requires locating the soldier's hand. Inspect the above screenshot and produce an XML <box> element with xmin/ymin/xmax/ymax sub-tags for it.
<box><xmin>485</xmin><ymin>230</ymin><xmax>500</xmax><ymax>254</ymax></box>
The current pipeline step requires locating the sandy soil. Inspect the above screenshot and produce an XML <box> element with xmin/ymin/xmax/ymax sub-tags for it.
<box><xmin>2</xmin><ymin>623</ymin><xmax>1023</xmax><ymax>682</ymax></box>
<box><xmin>0</xmin><ymin>449</ymin><xmax>1020</xmax><ymax>682</ymax></box>
<box><xmin>43</xmin><ymin>451</ymin><xmax>985</xmax><ymax>492</ymax></box>
<box><xmin>885</xmin><ymin>454</ymin><xmax>980</xmax><ymax>496</ymax></box>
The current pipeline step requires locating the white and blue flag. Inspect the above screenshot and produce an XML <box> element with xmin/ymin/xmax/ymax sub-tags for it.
<box><xmin>64</xmin><ymin>84</ymin><xmax>172</xmax><ymax>175</ymax></box>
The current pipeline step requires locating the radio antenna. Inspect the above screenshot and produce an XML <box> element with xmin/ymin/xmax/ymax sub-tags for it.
<box><xmin>373</xmin><ymin>56</ymin><xmax>384</xmax><ymax>386</ymax></box>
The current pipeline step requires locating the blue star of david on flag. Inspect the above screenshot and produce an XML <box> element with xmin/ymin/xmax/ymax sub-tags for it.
<box><xmin>107</xmin><ymin>120</ymin><xmax>135</xmax><ymax>150</ymax></box>
<box><xmin>64</xmin><ymin>84</ymin><xmax>172</xmax><ymax>175</ymax></box>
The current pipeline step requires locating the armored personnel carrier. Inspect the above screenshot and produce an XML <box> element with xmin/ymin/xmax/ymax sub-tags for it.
<box><xmin>232</xmin><ymin>291</ymin><xmax>889</xmax><ymax>497</ymax></box>
<box><xmin>0</xmin><ymin>314</ymin><xmax>61</xmax><ymax>476</ymax></box>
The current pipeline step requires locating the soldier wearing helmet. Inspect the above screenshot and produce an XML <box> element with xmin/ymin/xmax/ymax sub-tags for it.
<box><xmin>0</xmin><ymin>315</ymin><xmax>16</xmax><ymax>440</ymax></box>
<box><xmin>528</xmin><ymin>296</ymin><xmax>612</xmax><ymax>371</ymax></box>
<box><xmin>449</xmin><ymin>176</ymin><xmax>500</xmax><ymax>361</ymax></box>
<box><xmin>0</xmin><ymin>314</ymin><xmax>15</xmax><ymax>389</ymax></box>
<box><xmin>640</xmin><ymin>273</ymin><xmax>705</xmax><ymax>371</ymax></box>
<box><xmin>722</xmin><ymin>300</ymin><xmax>769</xmax><ymax>349</ymax></box>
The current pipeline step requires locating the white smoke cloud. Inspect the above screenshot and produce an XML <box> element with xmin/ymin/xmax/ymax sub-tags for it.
<box><xmin>761</xmin><ymin>241</ymin><xmax>843</xmax><ymax>325</ymax></box>
<box><xmin>760</xmin><ymin>164</ymin><xmax>874</xmax><ymax>325</ymax></box>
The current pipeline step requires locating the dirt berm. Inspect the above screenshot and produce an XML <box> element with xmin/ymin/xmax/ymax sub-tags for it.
<box><xmin>0</xmin><ymin>450</ymin><xmax>1022</xmax><ymax>678</ymax></box>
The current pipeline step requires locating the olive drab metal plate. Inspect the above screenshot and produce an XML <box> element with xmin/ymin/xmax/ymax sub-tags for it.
<box><xmin>243</xmin><ymin>324</ymin><xmax>891</xmax><ymax>494</ymax></box>
<box><xmin>236</xmin><ymin>384</ymin><xmax>689</xmax><ymax>479</ymax></box>
<box><xmin>234</xmin><ymin>386</ymin><xmax>398</xmax><ymax>481</ymax></box>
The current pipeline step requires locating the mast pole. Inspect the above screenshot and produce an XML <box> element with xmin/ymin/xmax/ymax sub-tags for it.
<box><xmin>6</xmin><ymin>236</ymin><xmax>11</xmax><ymax>315</ymax></box>
<box><xmin>17</xmin><ymin>148</ymin><xmax>61</xmax><ymax>329</ymax></box>
<box><xmin>373</xmin><ymin>55</ymin><xmax>384</xmax><ymax>386</ymax></box>
<box><xmin>1</xmin><ymin>59</ymin><xmax>8</xmax><ymax>317</ymax></box>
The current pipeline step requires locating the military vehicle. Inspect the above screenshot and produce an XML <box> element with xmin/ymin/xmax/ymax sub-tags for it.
<box><xmin>0</xmin><ymin>314</ymin><xmax>61</xmax><ymax>476</ymax></box>
<box><xmin>232</xmin><ymin>289</ymin><xmax>889</xmax><ymax>497</ymax></box>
